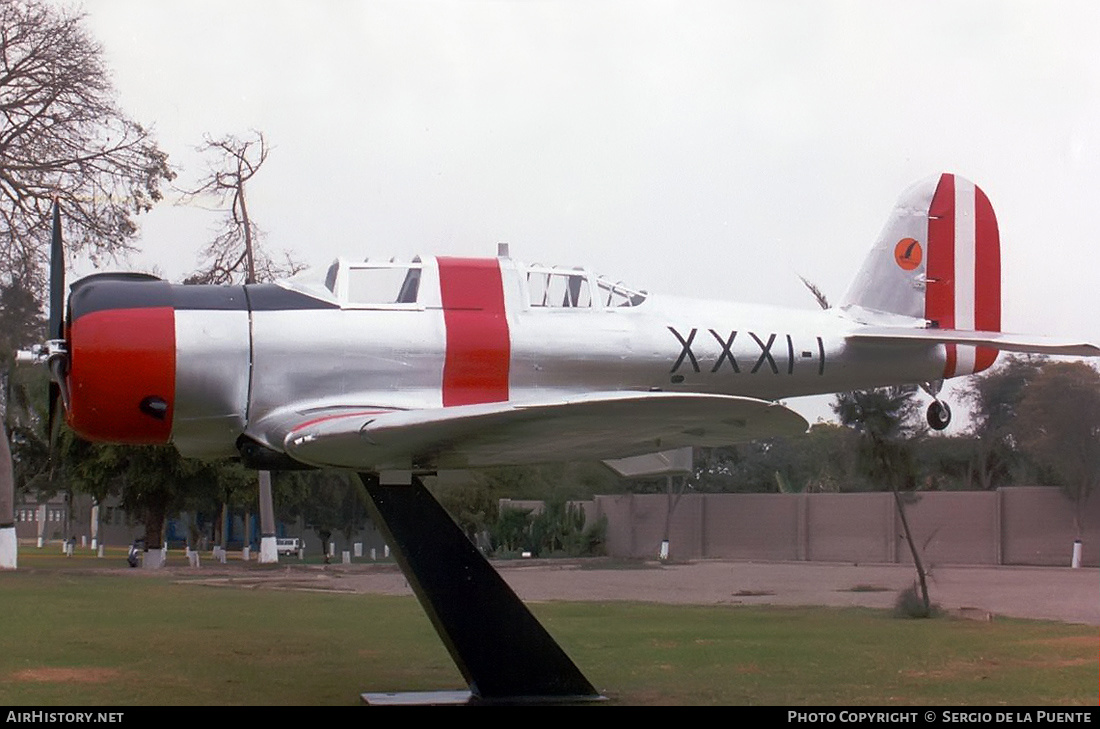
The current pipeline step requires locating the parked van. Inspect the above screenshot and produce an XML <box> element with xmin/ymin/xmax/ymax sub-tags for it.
<box><xmin>276</xmin><ymin>537</ymin><xmax>302</xmax><ymax>557</ymax></box>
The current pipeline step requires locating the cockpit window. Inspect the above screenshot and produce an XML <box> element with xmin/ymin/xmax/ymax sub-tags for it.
<box><xmin>324</xmin><ymin>261</ymin><xmax>339</xmax><ymax>293</ymax></box>
<box><xmin>325</xmin><ymin>258</ymin><xmax>423</xmax><ymax>306</ymax></box>
<box><xmin>524</xmin><ymin>265</ymin><xmax>647</xmax><ymax>309</ymax></box>
<box><xmin>527</xmin><ymin>268</ymin><xmax>592</xmax><ymax>308</ymax></box>
<box><xmin>596</xmin><ymin>277</ymin><xmax>647</xmax><ymax>307</ymax></box>
<box><xmin>347</xmin><ymin>266</ymin><xmax>421</xmax><ymax>305</ymax></box>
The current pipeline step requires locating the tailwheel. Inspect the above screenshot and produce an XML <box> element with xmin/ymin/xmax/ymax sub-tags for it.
<box><xmin>927</xmin><ymin>400</ymin><xmax>952</xmax><ymax>431</ymax></box>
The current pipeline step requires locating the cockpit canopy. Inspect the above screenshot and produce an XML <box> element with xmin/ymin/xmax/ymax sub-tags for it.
<box><xmin>308</xmin><ymin>256</ymin><xmax>647</xmax><ymax>309</ymax></box>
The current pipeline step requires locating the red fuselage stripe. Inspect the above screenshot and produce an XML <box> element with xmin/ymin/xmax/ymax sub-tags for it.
<box><xmin>437</xmin><ymin>257</ymin><xmax>511</xmax><ymax>406</ymax></box>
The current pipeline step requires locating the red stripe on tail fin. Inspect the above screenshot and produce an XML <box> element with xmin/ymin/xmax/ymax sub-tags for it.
<box><xmin>925</xmin><ymin>173</ymin><xmax>1001</xmax><ymax>377</ymax></box>
<box><xmin>972</xmin><ymin>184</ymin><xmax>1000</xmax><ymax>372</ymax></box>
<box><xmin>926</xmin><ymin>174</ymin><xmax>958</xmax><ymax>377</ymax></box>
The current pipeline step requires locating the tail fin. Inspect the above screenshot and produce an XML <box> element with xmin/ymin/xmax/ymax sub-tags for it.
<box><xmin>841</xmin><ymin>173</ymin><xmax>1000</xmax><ymax>376</ymax></box>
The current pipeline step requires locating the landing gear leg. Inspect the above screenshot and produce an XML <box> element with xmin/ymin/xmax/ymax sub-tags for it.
<box><xmin>920</xmin><ymin>381</ymin><xmax>952</xmax><ymax>431</ymax></box>
<box><xmin>356</xmin><ymin>472</ymin><xmax>602</xmax><ymax>705</ymax></box>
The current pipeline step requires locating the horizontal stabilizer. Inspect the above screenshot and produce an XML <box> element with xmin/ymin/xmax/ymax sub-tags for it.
<box><xmin>603</xmin><ymin>447</ymin><xmax>694</xmax><ymax>478</ymax></box>
<box><xmin>848</xmin><ymin>327</ymin><xmax>1100</xmax><ymax>357</ymax></box>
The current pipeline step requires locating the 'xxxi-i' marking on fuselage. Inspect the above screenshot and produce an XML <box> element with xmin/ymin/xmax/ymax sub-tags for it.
<box><xmin>668</xmin><ymin>327</ymin><xmax>826</xmax><ymax>376</ymax></box>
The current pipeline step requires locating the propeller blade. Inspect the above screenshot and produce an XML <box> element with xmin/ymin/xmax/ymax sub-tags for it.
<box><xmin>46</xmin><ymin>200</ymin><xmax>68</xmax><ymax>459</ymax></box>
<box><xmin>48</xmin><ymin>381</ymin><xmax>61</xmax><ymax>454</ymax></box>
<box><xmin>48</xmin><ymin>200</ymin><xmax>64</xmax><ymax>340</ymax></box>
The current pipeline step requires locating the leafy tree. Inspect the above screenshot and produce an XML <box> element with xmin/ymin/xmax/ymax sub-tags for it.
<box><xmin>1016</xmin><ymin>361</ymin><xmax>1100</xmax><ymax>538</ymax></box>
<box><xmin>2</xmin><ymin>283</ymin><xmax>47</xmax><ymax>493</ymax></box>
<box><xmin>834</xmin><ymin>386</ymin><xmax>934</xmax><ymax>617</ymax></box>
<box><xmin>492</xmin><ymin>505</ymin><xmax>533</xmax><ymax>554</ymax></box>
<box><xmin>62</xmin><ymin>442</ymin><xmax>219</xmax><ymax>552</ymax></box>
<box><xmin>489</xmin><ymin>498</ymin><xmax>605</xmax><ymax>557</ymax></box>
<box><xmin>529</xmin><ymin>497</ymin><xmax>585</xmax><ymax>555</ymax></box>
<box><xmin>432</xmin><ymin>476</ymin><xmax>499</xmax><ymax>540</ymax></box>
<box><xmin>0</xmin><ymin>281</ymin><xmax>43</xmax><ymax>363</ymax></box>
<box><xmin>0</xmin><ymin>1</ymin><xmax>171</xmax><ymax>553</ymax></box>
<box><xmin>673</xmin><ymin>425</ymin><xmax>863</xmax><ymax>495</ymax></box>
<box><xmin>0</xmin><ymin>0</ymin><xmax>173</xmax><ymax>294</ymax></box>
<box><xmin>910</xmin><ymin>433</ymin><xmax>981</xmax><ymax>491</ymax></box>
<box><xmin>297</xmin><ymin>471</ymin><xmax>364</xmax><ymax>561</ymax></box>
<box><xmin>963</xmin><ymin>354</ymin><xmax>1047</xmax><ymax>489</ymax></box>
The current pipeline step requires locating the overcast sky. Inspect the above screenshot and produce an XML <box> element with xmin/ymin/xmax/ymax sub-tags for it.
<box><xmin>78</xmin><ymin>0</ymin><xmax>1100</xmax><ymax>422</ymax></box>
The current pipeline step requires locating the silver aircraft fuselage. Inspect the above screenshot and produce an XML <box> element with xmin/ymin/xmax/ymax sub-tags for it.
<box><xmin>66</xmin><ymin>254</ymin><xmax>944</xmax><ymax>463</ymax></box>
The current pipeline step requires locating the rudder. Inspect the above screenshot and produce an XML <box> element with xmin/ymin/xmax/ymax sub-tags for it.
<box><xmin>841</xmin><ymin>172</ymin><xmax>1000</xmax><ymax>377</ymax></box>
<box><xmin>925</xmin><ymin>174</ymin><xmax>1000</xmax><ymax>376</ymax></box>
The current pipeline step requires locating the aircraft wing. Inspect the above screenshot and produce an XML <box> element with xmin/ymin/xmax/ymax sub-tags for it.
<box><xmin>848</xmin><ymin>327</ymin><xmax>1100</xmax><ymax>357</ymax></box>
<box><xmin>276</xmin><ymin>392</ymin><xmax>808</xmax><ymax>471</ymax></box>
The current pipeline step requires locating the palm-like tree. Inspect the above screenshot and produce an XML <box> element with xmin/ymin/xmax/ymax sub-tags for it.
<box><xmin>834</xmin><ymin>387</ymin><xmax>933</xmax><ymax>616</ymax></box>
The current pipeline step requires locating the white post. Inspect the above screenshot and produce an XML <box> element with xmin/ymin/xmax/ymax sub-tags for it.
<box><xmin>1071</xmin><ymin>540</ymin><xmax>1083</xmax><ymax>569</ymax></box>
<box><xmin>142</xmin><ymin>548</ymin><xmax>164</xmax><ymax>570</ymax></box>
<box><xmin>342</xmin><ymin>550</ymin><xmax>350</xmax><ymax>564</ymax></box>
<box><xmin>0</xmin><ymin>528</ymin><xmax>15</xmax><ymax>570</ymax></box>
<box><xmin>90</xmin><ymin>500</ymin><xmax>99</xmax><ymax>551</ymax></box>
<box><xmin>257</xmin><ymin>472</ymin><xmax>278</xmax><ymax>564</ymax></box>
<box><xmin>0</xmin><ymin>427</ymin><xmax>14</xmax><ymax>569</ymax></box>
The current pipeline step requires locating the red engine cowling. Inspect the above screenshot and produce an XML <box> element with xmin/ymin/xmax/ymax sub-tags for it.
<box><xmin>66</xmin><ymin>274</ymin><xmax>177</xmax><ymax>445</ymax></box>
<box><xmin>64</xmin><ymin>274</ymin><xmax>254</xmax><ymax>458</ymax></box>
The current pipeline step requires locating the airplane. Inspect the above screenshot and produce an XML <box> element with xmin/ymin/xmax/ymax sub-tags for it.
<box><xmin>17</xmin><ymin>172</ymin><xmax>1100</xmax><ymax>703</ymax></box>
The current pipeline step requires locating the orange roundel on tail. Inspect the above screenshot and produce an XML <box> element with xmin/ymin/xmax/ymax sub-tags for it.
<box><xmin>894</xmin><ymin>238</ymin><xmax>923</xmax><ymax>271</ymax></box>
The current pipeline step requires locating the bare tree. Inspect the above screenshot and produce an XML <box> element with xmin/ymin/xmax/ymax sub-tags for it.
<box><xmin>0</xmin><ymin>0</ymin><xmax>173</xmax><ymax>293</ymax></box>
<box><xmin>180</xmin><ymin>131</ymin><xmax>304</xmax><ymax>564</ymax></box>
<box><xmin>180</xmin><ymin>131</ymin><xmax>303</xmax><ymax>285</ymax></box>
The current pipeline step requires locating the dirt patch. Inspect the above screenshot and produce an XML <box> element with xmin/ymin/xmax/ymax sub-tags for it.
<box><xmin>11</xmin><ymin>667</ymin><xmax>122</xmax><ymax>683</ymax></box>
<box><xmin>900</xmin><ymin>658</ymin><xmax>1001</xmax><ymax>680</ymax></box>
<box><xmin>1025</xmin><ymin>636</ymin><xmax>1099</xmax><ymax>648</ymax></box>
<box><xmin>120</xmin><ymin>558</ymin><xmax>1097</xmax><ymax>626</ymax></box>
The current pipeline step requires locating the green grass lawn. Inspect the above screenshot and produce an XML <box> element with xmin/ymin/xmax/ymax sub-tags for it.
<box><xmin>0</xmin><ymin>556</ymin><xmax>1095</xmax><ymax>706</ymax></box>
